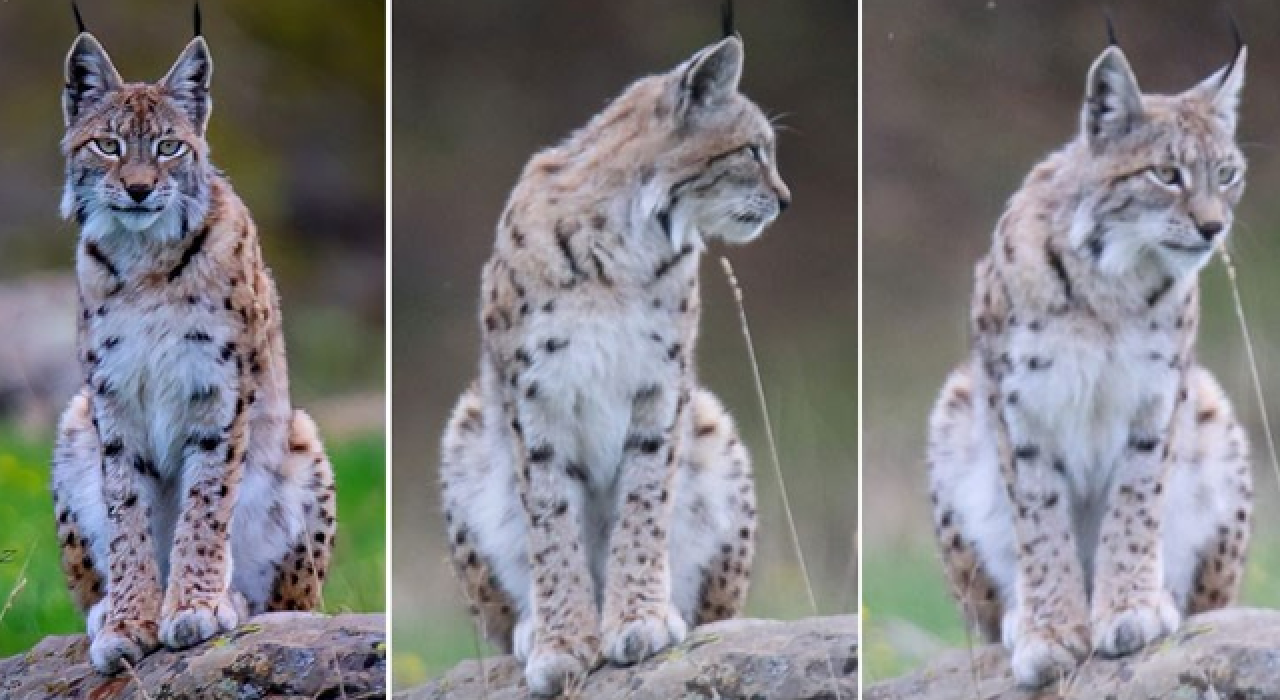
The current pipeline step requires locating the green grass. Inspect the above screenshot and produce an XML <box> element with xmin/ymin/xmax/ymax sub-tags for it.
<box><xmin>863</xmin><ymin>547</ymin><xmax>964</xmax><ymax>683</ymax></box>
<box><xmin>864</xmin><ymin>535</ymin><xmax>1280</xmax><ymax>684</ymax></box>
<box><xmin>0</xmin><ymin>429</ymin><xmax>385</xmax><ymax>657</ymax></box>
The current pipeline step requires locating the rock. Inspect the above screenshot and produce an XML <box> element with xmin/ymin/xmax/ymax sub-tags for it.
<box><xmin>400</xmin><ymin>615</ymin><xmax>858</xmax><ymax>700</ymax></box>
<box><xmin>0</xmin><ymin>612</ymin><xmax>386</xmax><ymax>699</ymax></box>
<box><xmin>867</xmin><ymin>607</ymin><xmax>1280</xmax><ymax>700</ymax></box>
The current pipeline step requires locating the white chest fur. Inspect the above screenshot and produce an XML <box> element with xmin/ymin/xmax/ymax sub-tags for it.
<box><xmin>89</xmin><ymin>298</ymin><xmax>235</xmax><ymax>476</ymax></box>
<box><xmin>1000</xmin><ymin>316</ymin><xmax>1181</xmax><ymax>498</ymax></box>
<box><xmin>521</xmin><ymin>296</ymin><xmax>679</xmax><ymax>483</ymax></box>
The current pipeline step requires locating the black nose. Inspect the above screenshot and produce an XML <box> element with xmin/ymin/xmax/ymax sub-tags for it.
<box><xmin>777</xmin><ymin>195</ymin><xmax>791</xmax><ymax>213</ymax></box>
<box><xmin>126</xmin><ymin>184</ymin><xmax>153</xmax><ymax>203</ymax></box>
<box><xmin>1197</xmin><ymin>220</ymin><xmax>1224</xmax><ymax>241</ymax></box>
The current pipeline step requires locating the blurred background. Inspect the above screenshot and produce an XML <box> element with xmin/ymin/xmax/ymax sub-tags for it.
<box><xmin>864</xmin><ymin>0</ymin><xmax>1280</xmax><ymax>682</ymax></box>
<box><xmin>391</xmin><ymin>0</ymin><xmax>857</xmax><ymax>688</ymax></box>
<box><xmin>0</xmin><ymin>0</ymin><xmax>385</xmax><ymax>654</ymax></box>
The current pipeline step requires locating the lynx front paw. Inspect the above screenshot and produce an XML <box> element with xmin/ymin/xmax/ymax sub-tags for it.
<box><xmin>601</xmin><ymin>605</ymin><xmax>688</xmax><ymax>666</ymax></box>
<box><xmin>1092</xmin><ymin>592</ymin><xmax>1179</xmax><ymax>658</ymax></box>
<box><xmin>159</xmin><ymin>592</ymin><xmax>244</xmax><ymax>650</ymax></box>
<box><xmin>524</xmin><ymin>634</ymin><xmax>601</xmax><ymax>697</ymax></box>
<box><xmin>89</xmin><ymin>618</ymin><xmax>160</xmax><ymax>675</ymax></box>
<box><xmin>1008</xmin><ymin>620</ymin><xmax>1090</xmax><ymax>688</ymax></box>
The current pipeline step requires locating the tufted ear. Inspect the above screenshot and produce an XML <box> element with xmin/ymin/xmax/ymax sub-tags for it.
<box><xmin>1191</xmin><ymin>46</ymin><xmax>1247</xmax><ymax>135</ymax></box>
<box><xmin>160</xmin><ymin>36</ymin><xmax>214</xmax><ymax>133</ymax></box>
<box><xmin>679</xmin><ymin>36</ymin><xmax>743</xmax><ymax>115</ymax></box>
<box><xmin>1081</xmin><ymin>46</ymin><xmax>1144</xmax><ymax>151</ymax></box>
<box><xmin>63</xmin><ymin>33</ymin><xmax>122</xmax><ymax>127</ymax></box>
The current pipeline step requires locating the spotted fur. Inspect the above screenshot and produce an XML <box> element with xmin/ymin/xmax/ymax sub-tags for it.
<box><xmin>439</xmin><ymin>36</ymin><xmax>786</xmax><ymax>696</ymax></box>
<box><xmin>928</xmin><ymin>43</ymin><xmax>1252</xmax><ymax>688</ymax></box>
<box><xmin>51</xmin><ymin>30</ymin><xmax>335</xmax><ymax>675</ymax></box>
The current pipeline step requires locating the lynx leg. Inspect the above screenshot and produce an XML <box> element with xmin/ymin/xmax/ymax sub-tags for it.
<box><xmin>440</xmin><ymin>385</ymin><xmax>521</xmax><ymax>652</ymax></box>
<box><xmin>52</xmin><ymin>388</ymin><xmax>162</xmax><ymax>673</ymax></box>
<box><xmin>665</xmin><ymin>389</ymin><xmax>757</xmax><ymax>627</ymax></box>
<box><xmin>928</xmin><ymin>366</ymin><xmax>1007</xmax><ymax>642</ymax></box>
<box><xmin>267</xmin><ymin>410</ymin><xmax>337</xmax><ymax>612</ymax></box>
<box><xmin>52</xmin><ymin>389</ymin><xmax>108</xmax><ymax>616</ymax></box>
<box><xmin>1167</xmin><ymin>368</ymin><xmax>1252</xmax><ymax>615</ymax></box>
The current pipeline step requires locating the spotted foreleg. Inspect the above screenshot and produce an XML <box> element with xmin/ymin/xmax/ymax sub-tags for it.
<box><xmin>84</xmin><ymin>391</ymin><xmax>164</xmax><ymax>674</ymax></box>
<box><xmin>512</xmin><ymin>382</ymin><xmax>600</xmax><ymax>696</ymax></box>
<box><xmin>993</xmin><ymin>363</ymin><xmax>1090</xmax><ymax>687</ymax></box>
<box><xmin>601</xmin><ymin>379</ymin><xmax>689</xmax><ymax>666</ymax></box>
<box><xmin>158</xmin><ymin>357</ymin><xmax>250</xmax><ymax>650</ymax></box>
<box><xmin>1090</xmin><ymin>368</ymin><xmax>1186</xmax><ymax>658</ymax></box>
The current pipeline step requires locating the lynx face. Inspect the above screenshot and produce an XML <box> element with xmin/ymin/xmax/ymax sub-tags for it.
<box><xmin>1074</xmin><ymin>45</ymin><xmax>1246</xmax><ymax>278</ymax></box>
<box><xmin>607</xmin><ymin>37</ymin><xmax>790</xmax><ymax>248</ymax></box>
<box><xmin>61</xmin><ymin>33</ymin><xmax>214</xmax><ymax>239</ymax></box>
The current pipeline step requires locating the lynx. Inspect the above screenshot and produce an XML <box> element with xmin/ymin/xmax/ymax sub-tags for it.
<box><xmin>928</xmin><ymin>41</ymin><xmax>1252</xmax><ymax>687</ymax></box>
<box><xmin>52</xmin><ymin>24</ymin><xmax>335</xmax><ymax>674</ymax></box>
<box><xmin>439</xmin><ymin>35</ymin><xmax>789</xmax><ymax>695</ymax></box>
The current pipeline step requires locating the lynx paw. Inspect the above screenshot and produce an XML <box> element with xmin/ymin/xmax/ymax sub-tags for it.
<box><xmin>525</xmin><ymin>647</ymin><xmax>590</xmax><ymax>697</ymax></box>
<box><xmin>1005</xmin><ymin>612</ymin><xmax>1090</xmax><ymax>688</ymax></box>
<box><xmin>601</xmin><ymin>605</ymin><xmax>688</xmax><ymax>666</ymax></box>
<box><xmin>1092</xmin><ymin>593</ymin><xmax>1179</xmax><ymax>658</ymax></box>
<box><xmin>524</xmin><ymin>632</ymin><xmax>600</xmax><ymax>697</ymax></box>
<box><xmin>159</xmin><ymin>591</ymin><xmax>244</xmax><ymax>650</ymax></box>
<box><xmin>88</xmin><ymin>618</ymin><xmax>160</xmax><ymax>675</ymax></box>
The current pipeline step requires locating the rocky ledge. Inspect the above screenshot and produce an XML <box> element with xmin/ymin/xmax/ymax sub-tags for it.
<box><xmin>402</xmin><ymin>615</ymin><xmax>858</xmax><ymax>700</ymax></box>
<box><xmin>0</xmin><ymin>612</ymin><xmax>386</xmax><ymax>699</ymax></box>
<box><xmin>867</xmin><ymin>607</ymin><xmax>1280</xmax><ymax>700</ymax></box>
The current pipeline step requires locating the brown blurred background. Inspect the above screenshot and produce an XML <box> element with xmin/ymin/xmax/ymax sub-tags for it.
<box><xmin>391</xmin><ymin>0</ymin><xmax>857</xmax><ymax>687</ymax></box>
<box><xmin>864</xmin><ymin>0</ymin><xmax>1280</xmax><ymax>681</ymax></box>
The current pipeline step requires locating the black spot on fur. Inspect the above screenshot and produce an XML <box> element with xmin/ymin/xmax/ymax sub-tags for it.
<box><xmin>85</xmin><ymin>242</ymin><xmax>120</xmax><ymax>280</ymax></box>
<box><xmin>1045</xmin><ymin>242</ymin><xmax>1073</xmax><ymax>302</ymax></box>
<box><xmin>529</xmin><ymin>444</ymin><xmax>554</xmax><ymax>463</ymax></box>
<box><xmin>168</xmin><ymin>229</ymin><xmax>210</xmax><ymax>282</ymax></box>
<box><xmin>1147</xmin><ymin>276</ymin><xmax>1175</xmax><ymax>308</ymax></box>
<box><xmin>1013</xmin><ymin>445</ymin><xmax>1040</xmax><ymax>461</ymax></box>
<box><xmin>103</xmin><ymin>438</ymin><xmax>123</xmax><ymax>458</ymax></box>
<box><xmin>654</xmin><ymin>244</ymin><xmax>694</xmax><ymax>280</ymax></box>
<box><xmin>625</xmin><ymin>434</ymin><xmax>664</xmax><ymax>455</ymax></box>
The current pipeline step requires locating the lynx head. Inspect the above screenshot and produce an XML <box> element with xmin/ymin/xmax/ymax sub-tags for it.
<box><xmin>60</xmin><ymin>32</ymin><xmax>214</xmax><ymax>240</ymax></box>
<box><xmin>599</xmin><ymin>36</ymin><xmax>790</xmax><ymax>248</ymax></box>
<box><xmin>1073</xmin><ymin>42</ymin><xmax>1246</xmax><ymax>277</ymax></box>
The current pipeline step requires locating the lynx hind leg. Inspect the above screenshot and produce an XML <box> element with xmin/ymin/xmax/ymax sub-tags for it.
<box><xmin>440</xmin><ymin>384</ymin><xmax>520</xmax><ymax>652</ymax></box>
<box><xmin>51</xmin><ymin>388</ymin><xmax>108</xmax><ymax>616</ymax></box>
<box><xmin>268</xmin><ymin>410</ymin><xmax>337</xmax><ymax>612</ymax></box>
<box><xmin>928</xmin><ymin>366</ymin><xmax>1005</xmax><ymax>642</ymax></box>
<box><xmin>667</xmin><ymin>388</ymin><xmax>757</xmax><ymax>627</ymax></box>
<box><xmin>1168</xmin><ymin>367</ymin><xmax>1252</xmax><ymax>615</ymax></box>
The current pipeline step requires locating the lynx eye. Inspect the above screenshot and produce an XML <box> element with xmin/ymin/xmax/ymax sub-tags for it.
<box><xmin>156</xmin><ymin>139</ymin><xmax>187</xmax><ymax>158</ymax></box>
<box><xmin>90</xmin><ymin>138</ymin><xmax>122</xmax><ymax>158</ymax></box>
<box><xmin>1218</xmin><ymin>165</ymin><xmax>1241</xmax><ymax>187</ymax></box>
<box><xmin>747</xmin><ymin>144</ymin><xmax>767</xmax><ymax>164</ymax></box>
<box><xmin>1148</xmin><ymin>165</ymin><xmax>1184</xmax><ymax>188</ymax></box>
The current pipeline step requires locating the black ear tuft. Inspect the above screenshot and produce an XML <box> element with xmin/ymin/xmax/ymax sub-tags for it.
<box><xmin>71</xmin><ymin>0</ymin><xmax>87</xmax><ymax>33</ymax></box>
<box><xmin>1222</xmin><ymin>6</ymin><xmax>1243</xmax><ymax>86</ymax></box>
<box><xmin>1104</xmin><ymin>8</ymin><xmax>1119</xmax><ymax>47</ymax></box>
<box><xmin>721</xmin><ymin>0</ymin><xmax>735</xmax><ymax>39</ymax></box>
<box><xmin>194</xmin><ymin>2</ymin><xmax>202</xmax><ymax>37</ymax></box>
<box><xmin>1227</xmin><ymin>6</ymin><xmax>1243</xmax><ymax>52</ymax></box>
